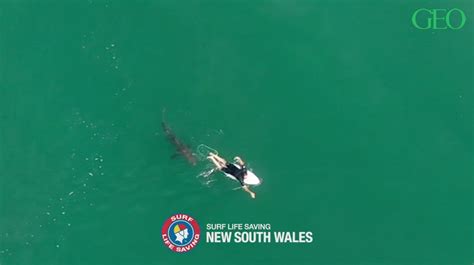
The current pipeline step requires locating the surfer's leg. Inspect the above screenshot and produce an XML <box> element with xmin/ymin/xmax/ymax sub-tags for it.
<box><xmin>209</xmin><ymin>153</ymin><xmax>227</xmax><ymax>165</ymax></box>
<box><xmin>207</xmin><ymin>156</ymin><xmax>225</xmax><ymax>169</ymax></box>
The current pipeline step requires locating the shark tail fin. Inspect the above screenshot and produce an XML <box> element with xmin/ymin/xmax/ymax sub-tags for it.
<box><xmin>161</xmin><ymin>108</ymin><xmax>169</xmax><ymax>132</ymax></box>
<box><xmin>162</xmin><ymin>108</ymin><xmax>167</xmax><ymax>122</ymax></box>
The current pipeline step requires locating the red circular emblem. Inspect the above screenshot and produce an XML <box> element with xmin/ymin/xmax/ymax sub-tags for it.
<box><xmin>161</xmin><ymin>214</ymin><xmax>201</xmax><ymax>252</ymax></box>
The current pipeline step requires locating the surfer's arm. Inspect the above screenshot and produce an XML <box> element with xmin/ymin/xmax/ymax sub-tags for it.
<box><xmin>234</xmin><ymin>156</ymin><xmax>245</xmax><ymax>166</ymax></box>
<box><xmin>242</xmin><ymin>185</ymin><xmax>256</xmax><ymax>199</ymax></box>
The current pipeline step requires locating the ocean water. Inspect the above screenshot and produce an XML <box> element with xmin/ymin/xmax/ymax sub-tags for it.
<box><xmin>0</xmin><ymin>1</ymin><xmax>472</xmax><ymax>265</ymax></box>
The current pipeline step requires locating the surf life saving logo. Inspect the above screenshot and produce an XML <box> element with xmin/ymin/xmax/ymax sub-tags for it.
<box><xmin>161</xmin><ymin>214</ymin><xmax>201</xmax><ymax>252</ymax></box>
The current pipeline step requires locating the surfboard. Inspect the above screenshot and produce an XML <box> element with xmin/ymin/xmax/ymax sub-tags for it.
<box><xmin>224</xmin><ymin>170</ymin><xmax>261</xmax><ymax>186</ymax></box>
<box><xmin>243</xmin><ymin>170</ymin><xmax>261</xmax><ymax>186</ymax></box>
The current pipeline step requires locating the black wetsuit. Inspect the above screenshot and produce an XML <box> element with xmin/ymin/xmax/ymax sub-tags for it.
<box><xmin>222</xmin><ymin>163</ymin><xmax>247</xmax><ymax>186</ymax></box>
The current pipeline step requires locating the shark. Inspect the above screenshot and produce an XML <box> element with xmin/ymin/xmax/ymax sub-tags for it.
<box><xmin>161</xmin><ymin>109</ymin><xmax>197</xmax><ymax>166</ymax></box>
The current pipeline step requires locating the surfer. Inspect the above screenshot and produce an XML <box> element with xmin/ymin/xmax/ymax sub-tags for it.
<box><xmin>207</xmin><ymin>153</ymin><xmax>256</xmax><ymax>199</ymax></box>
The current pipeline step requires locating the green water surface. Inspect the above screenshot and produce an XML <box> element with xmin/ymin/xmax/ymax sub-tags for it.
<box><xmin>0</xmin><ymin>1</ymin><xmax>472</xmax><ymax>265</ymax></box>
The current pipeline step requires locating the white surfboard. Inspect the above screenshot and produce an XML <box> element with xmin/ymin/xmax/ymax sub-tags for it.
<box><xmin>224</xmin><ymin>169</ymin><xmax>261</xmax><ymax>186</ymax></box>
<box><xmin>243</xmin><ymin>170</ymin><xmax>261</xmax><ymax>186</ymax></box>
